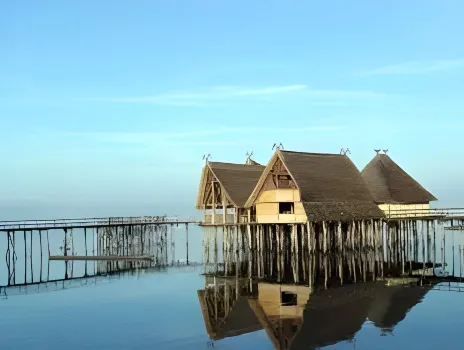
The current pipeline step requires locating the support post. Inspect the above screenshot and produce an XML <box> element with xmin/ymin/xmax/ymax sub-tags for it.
<box><xmin>186</xmin><ymin>223</ymin><xmax>189</xmax><ymax>265</ymax></box>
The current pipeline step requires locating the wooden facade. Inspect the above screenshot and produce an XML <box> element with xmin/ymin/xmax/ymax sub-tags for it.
<box><xmin>196</xmin><ymin>160</ymin><xmax>264</xmax><ymax>224</ymax></box>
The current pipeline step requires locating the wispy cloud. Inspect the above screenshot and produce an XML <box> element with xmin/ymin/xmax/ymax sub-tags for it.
<box><xmin>71</xmin><ymin>125</ymin><xmax>344</xmax><ymax>147</ymax></box>
<box><xmin>81</xmin><ymin>84</ymin><xmax>386</xmax><ymax>106</ymax></box>
<box><xmin>83</xmin><ymin>85</ymin><xmax>308</xmax><ymax>106</ymax></box>
<box><xmin>360</xmin><ymin>59</ymin><xmax>464</xmax><ymax>76</ymax></box>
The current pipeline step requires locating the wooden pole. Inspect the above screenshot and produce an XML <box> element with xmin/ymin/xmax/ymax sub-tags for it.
<box><xmin>84</xmin><ymin>227</ymin><xmax>88</xmax><ymax>276</ymax></box>
<box><xmin>39</xmin><ymin>230</ymin><xmax>43</xmax><ymax>282</ymax></box>
<box><xmin>30</xmin><ymin>230</ymin><xmax>33</xmax><ymax>283</ymax></box>
<box><xmin>186</xmin><ymin>223</ymin><xmax>189</xmax><ymax>265</ymax></box>
<box><xmin>212</xmin><ymin>181</ymin><xmax>216</xmax><ymax>225</ymax></box>
<box><xmin>23</xmin><ymin>230</ymin><xmax>27</xmax><ymax>283</ymax></box>
<box><xmin>47</xmin><ymin>230</ymin><xmax>50</xmax><ymax>281</ymax></box>
<box><xmin>222</xmin><ymin>194</ymin><xmax>227</xmax><ymax>225</ymax></box>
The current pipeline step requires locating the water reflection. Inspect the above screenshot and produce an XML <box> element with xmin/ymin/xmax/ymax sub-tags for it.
<box><xmin>199</xmin><ymin>222</ymin><xmax>461</xmax><ymax>349</ymax></box>
<box><xmin>198</xmin><ymin>273</ymin><xmax>441</xmax><ymax>349</ymax></box>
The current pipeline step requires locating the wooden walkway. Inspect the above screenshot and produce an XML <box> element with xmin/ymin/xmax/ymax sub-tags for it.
<box><xmin>384</xmin><ymin>208</ymin><xmax>464</xmax><ymax>220</ymax></box>
<box><xmin>0</xmin><ymin>216</ymin><xmax>199</xmax><ymax>232</ymax></box>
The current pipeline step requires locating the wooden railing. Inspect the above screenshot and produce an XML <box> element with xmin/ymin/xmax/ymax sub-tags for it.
<box><xmin>384</xmin><ymin>208</ymin><xmax>464</xmax><ymax>219</ymax></box>
<box><xmin>0</xmin><ymin>216</ymin><xmax>199</xmax><ymax>231</ymax></box>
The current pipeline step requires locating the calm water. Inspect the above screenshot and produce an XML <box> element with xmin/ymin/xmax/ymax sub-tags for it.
<box><xmin>0</xmin><ymin>266</ymin><xmax>463</xmax><ymax>349</ymax></box>
<box><xmin>1</xmin><ymin>222</ymin><xmax>464</xmax><ymax>349</ymax></box>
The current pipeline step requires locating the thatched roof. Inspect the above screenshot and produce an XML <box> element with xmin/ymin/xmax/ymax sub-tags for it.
<box><xmin>246</xmin><ymin>150</ymin><xmax>384</xmax><ymax>221</ymax></box>
<box><xmin>196</xmin><ymin>161</ymin><xmax>264</xmax><ymax>209</ymax></box>
<box><xmin>302</xmin><ymin>201</ymin><xmax>386</xmax><ymax>222</ymax></box>
<box><xmin>361</xmin><ymin>154</ymin><xmax>437</xmax><ymax>204</ymax></box>
<box><xmin>246</xmin><ymin>157</ymin><xmax>262</xmax><ymax>166</ymax></box>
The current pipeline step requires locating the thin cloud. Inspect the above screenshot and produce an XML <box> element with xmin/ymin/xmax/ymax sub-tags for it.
<box><xmin>87</xmin><ymin>84</ymin><xmax>308</xmax><ymax>105</ymax></box>
<box><xmin>82</xmin><ymin>84</ymin><xmax>387</xmax><ymax>106</ymax></box>
<box><xmin>72</xmin><ymin>125</ymin><xmax>344</xmax><ymax>146</ymax></box>
<box><xmin>360</xmin><ymin>59</ymin><xmax>464</xmax><ymax>76</ymax></box>
<box><xmin>306</xmin><ymin>89</ymin><xmax>387</xmax><ymax>99</ymax></box>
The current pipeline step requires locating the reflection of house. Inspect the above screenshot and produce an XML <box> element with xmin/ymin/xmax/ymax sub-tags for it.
<box><xmin>368</xmin><ymin>283</ymin><xmax>432</xmax><ymax>334</ymax></box>
<box><xmin>253</xmin><ymin>282</ymin><xmax>434</xmax><ymax>349</ymax></box>
<box><xmin>245</xmin><ymin>150</ymin><xmax>384</xmax><ymax>223</ymax></box>
<box><xmin>361</xmin><ymin>152</ymin><xmax>437</xmax><ymax>217</ymax></box>
<box><xmin>248</xmin><ymin>283</ymin><xmax>311</xmax><ymax>349</ymax></box>
<box><xmin>196</xmin><ymin>161</ymin><xmax>264</xmax><ymax>224</ymax></box>
<box><xmin>197</xmin><ymin>276</ymin><xmax>262</xmax><ymax>341</ymax></box>
<box><xmin>198</xmin><ymin>279</ymin><xmax>436</xmax><ymax>349</ymax></box>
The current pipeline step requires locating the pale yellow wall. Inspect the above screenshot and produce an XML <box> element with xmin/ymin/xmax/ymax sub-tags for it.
<box><xmin>256</xmin><ymin>189</ymin><xmax>300</xmax><ymax>204</ymax></box>
<box><xmin>255</xmin><ymin>190</ymin><xmax>307</xmax><ymax>223</ymax></box>
<box><xmin>379</xmin><ymin>203</ymin><xmax>431</xmax><ymax>218</ymax></box>
<box><xmin>258</xmin><ymin>283</ymin><xmax>310</xmax><ymax>319</ymax></box>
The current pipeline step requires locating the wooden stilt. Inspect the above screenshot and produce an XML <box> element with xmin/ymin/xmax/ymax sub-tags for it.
<box><xmin>186</xmin><ymin>224</ymin><xmax>189</xmax><ymax>265</ymax></box>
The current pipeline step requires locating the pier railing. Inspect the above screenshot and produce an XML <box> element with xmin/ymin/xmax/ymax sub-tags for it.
<box><xmin>384</xmin><ymin>207</ymin><xmax>464</xmax><ymax>219</ymax></box>
<box><xmin>0</xmin><ymin>216</ymin><xmax>199</xmax><ymax>231</ymax></box>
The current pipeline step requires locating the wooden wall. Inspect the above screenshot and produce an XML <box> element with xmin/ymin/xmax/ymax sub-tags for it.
<box><xmin>378</xmin><ymin>203</ymin><xmax>431</xmax><ymax>218</ymax></box>
<box><xmin>255</xmin><ymin>189</ymin><xmax>307</xmax><ymax>223</ymax></box>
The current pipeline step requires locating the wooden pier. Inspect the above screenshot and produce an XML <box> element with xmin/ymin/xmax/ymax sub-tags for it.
<box><xmin>0</xmin><ymin>216</ymin><xmax>198</xmax><ymax>232</ymax></box>
<box><xmin>1</xmin><ymin>215</ymin><xmax>199</xmax><ymax>287</ymax></box>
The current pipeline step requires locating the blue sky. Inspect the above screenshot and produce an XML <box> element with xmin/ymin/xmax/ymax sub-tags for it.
<box><xmin>2</xmin><ymin>0</ymin><xmax>464</xmax><ymax>219</ymax></box>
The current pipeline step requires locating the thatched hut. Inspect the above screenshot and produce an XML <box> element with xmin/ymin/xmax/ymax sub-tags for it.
<box><xmin>245</xmin><ymin>150</ymin><xmax>384</xmax><ymax>223</ymax></box>
<box><xmin>361</xmin><ymin>152</ymin><xmax>437</xmax><ymax>217</ymax></box>
<box><xmin>196</xmin><ymin>160</ymin><xmax>264</xmax><ymax>224</ymax></box>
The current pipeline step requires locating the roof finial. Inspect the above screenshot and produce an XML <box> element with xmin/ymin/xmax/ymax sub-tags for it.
<box><xmin>245</xmin><ymin>151</ymin><xmax>254</xmax><ymax>165</ymax></box>
<box><xmin>374</xmin><ymin>149</ymin><xmax>381</xmax><ymax>154</ymax></box>
<box><xmin>202</xmin><ymin>154</ymin><xmax>211</xmax><ymax>164</ymax></box>
<box><xmin>272</xmin><ymin>143</ymin><xmax>284</xmax><ymax>151</ymax></box>
<box><xmin>383</xmin><ymin>149</ymin><xmax>389</xmax><ymax>155</ymax></box>
<box><xmin>340</xmin><ymin>148</ymin><xmax>351</xmax><ymax>155</ymax></box>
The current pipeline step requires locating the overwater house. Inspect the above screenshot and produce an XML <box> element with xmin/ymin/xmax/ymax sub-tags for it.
<box><xmin>244</xmin><ymin>150</ymin><xmax>385</xmax><ymax>224</ymax></box>
<box><xmin>361</xmin><ymin>151</ymin><xmax>437</xmax><ymax>218</ymax></box>
<box><xmin>196</xmin><ymin>159</ymin><xmax>264</xmax><ymax>224</ymax></box>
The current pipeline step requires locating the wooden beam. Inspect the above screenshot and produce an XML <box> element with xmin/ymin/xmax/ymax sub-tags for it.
<box><xmin>49</xmin><ymin>255</ymin><xmax>153</xmax><ymax>261</ymax></box>
<box><xmin>222</xmin><ymin>194</ymin><xmax>227</xmax><ymax>224</ymax></box>
<box><xmin>212</xmin><ymin>181</ymin><xmax>216</xmax><ymax>224</ymax></box>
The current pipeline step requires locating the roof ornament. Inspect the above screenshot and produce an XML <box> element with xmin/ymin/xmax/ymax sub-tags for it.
<box><xmin>272</xmin><ymin>143</ymin><xmax>284</xmax><ymax>151</ymax></box>
<box><xmin>202</xmin><ymin>154</ymin><xmax>211</xmax><ymax>164</ymax></box>
<box><xmin>245</xmin><ymin>151</ymin><xmax>254</xmax><ymax>165</ymax></box>
<box><xmin>383</xmin><ymin>149</ymin><xmax>389</xmax><ymax>154</ymax></box>
<box><xmin>340</xmin><ymin>148</ymin><xmax>351</xmax><ymax>155</ymax></box>
<box><xmin>374</xmin><ymin>149</ymin><xmax>381</xmax><ymax>154</ymax></box>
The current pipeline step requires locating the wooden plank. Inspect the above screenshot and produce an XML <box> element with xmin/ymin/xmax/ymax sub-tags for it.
<box><xmin>49</xmin><ymin>255</ymin><xmax>154</xmax><ymax>261</ymax></box>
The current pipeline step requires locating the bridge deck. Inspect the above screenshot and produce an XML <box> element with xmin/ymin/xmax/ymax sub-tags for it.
<box><xmin>0</xmin><ymin>216</ymin><xmax>199</xmax><ymax>232</ymax></box>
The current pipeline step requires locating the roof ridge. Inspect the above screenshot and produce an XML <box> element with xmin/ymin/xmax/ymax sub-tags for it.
<box><xmin>279</xmin><ymin>150</ymin><xmax>345</xmax><ymax>157</ymax></box>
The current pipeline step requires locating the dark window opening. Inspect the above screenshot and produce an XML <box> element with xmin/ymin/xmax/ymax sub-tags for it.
<box><xmin>279</xmin><ymin>202</ymin><xmax>294</xmax><ymax>214</ymax></box>
<box><xmin>281</xmin><ymin>291</ymin><xmax>297</xmax><ymax>306</ymax></box>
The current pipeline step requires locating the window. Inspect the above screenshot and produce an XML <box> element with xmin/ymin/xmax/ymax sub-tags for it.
<box><xmin>279</xmin><ymin>202</ymin><xmax>294</xmax><ymax>214</ymax></box>
<box><xmin>281</xmin><ymin>291</ymin><xmax>297</xmax><ymax>306</ymax></box>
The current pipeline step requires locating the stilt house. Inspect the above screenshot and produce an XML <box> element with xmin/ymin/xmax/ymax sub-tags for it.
<box><xmin>196</xmin><ymin>159</ymin><xmax>264</xmax><ymax>224</ymax></box>
<box><xmin>244</xmin><ymin>150</ymin><xmax>384</xmax><ymax>223</ymax></box>
<box><xmin>361</xmin><ymin>152</ymin><xmax>437</xmax><ymax>217</ymax></box>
